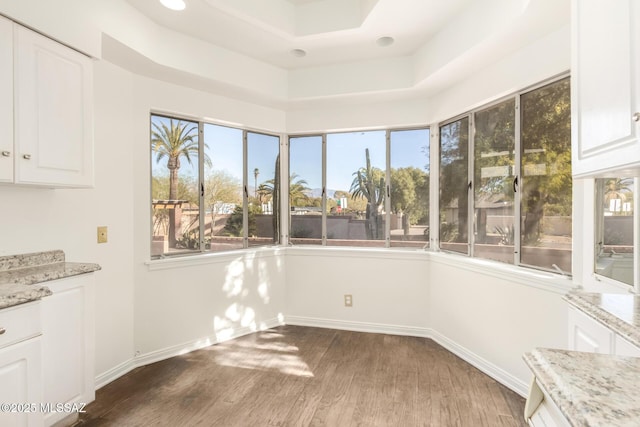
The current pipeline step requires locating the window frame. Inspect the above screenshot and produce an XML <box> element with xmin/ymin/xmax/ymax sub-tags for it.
<box><xmin>149</xmin><ymin>112</ymin><xmax>281</xmax><ymax>259</ymax></box>
<box><xmin>287</xmin><ymin>126</ymin><xmax>431</xmax><ymax>249</ymax></box>
<box><xmin>435</xmin><ymin>74</ymin><xmax>572</xmax><ymax>275</ymax></box>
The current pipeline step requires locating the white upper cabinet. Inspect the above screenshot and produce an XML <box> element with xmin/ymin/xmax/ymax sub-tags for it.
<box><xmin>0</xmin><ymin>16</ymin><xmax>13</xmax><ymax>183</ymax></box>
<box><xmin>571</xmin><ymin>0</ymin><xmax>640</xmax><ymax>178</ymax></box>
<box><xmin>1</xmin><ymin>19</ymin><xmax>94</xmax><ymax>188</ymax></box>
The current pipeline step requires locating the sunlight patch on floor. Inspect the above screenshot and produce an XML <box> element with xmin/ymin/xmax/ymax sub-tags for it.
<box><xmin>210</xmin><ymin>329</ymin><xmax>314</xmax><ymax>377</ymax></box>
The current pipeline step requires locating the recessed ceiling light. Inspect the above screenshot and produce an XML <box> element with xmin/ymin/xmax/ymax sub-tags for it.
<box><xmin>376</xmin><ymin>36</ymin><xmax>394</xmax><ymax>47</ymax></box>
<box><xmin>290</xmin><ymin>48</ymin><xmax>307</xmax><ymax>58</ymax></box>
<box><xmin>160</xmin><ymin>0</ymin><xmax>186</xmax><ymax>11</ymax></box>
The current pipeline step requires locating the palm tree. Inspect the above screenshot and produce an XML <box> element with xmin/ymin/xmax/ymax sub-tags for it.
<box><xmin>289</xmin><ymin>174</ymin><xmax>311</xmax><ymax>207</ymax></box>
<box><xmin>350</xmin><ymin>148</ymin><xmax>385</xmax><ymax>239</ymax></box>
<box><xmin>604</xmin><ymin>178</ymin><xmax>633</xmax><ymax>214</ymax></box>
<box><xmin>151</xmin><ymin>118</ymin><xmax>210</xmax><ymax>247</ymax></box>
<box><xmin>253</xmin><ymin>168</ymin><xmax>259</xmax><ymax>200</ymax></box>
<box><xmin>263</xmin><ymin>173</ymin><xmax>311</xmax><ymax>207</ymax></box>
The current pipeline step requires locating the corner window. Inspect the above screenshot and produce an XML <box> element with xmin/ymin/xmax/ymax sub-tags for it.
<box><xmin>150</xmin><ymin>114</ymin><xmax>280</xmax><ymax>258</ymax></box>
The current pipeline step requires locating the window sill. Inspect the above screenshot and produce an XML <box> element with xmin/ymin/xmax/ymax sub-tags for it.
<box><xmin>427</xmin><ymin>251</ymin><xmax>577</xmax><ymax>294</ymax></box>
<box><xmin>145</xmin><ymin>246</ymin><xmax>284</xmax><ymax>271</ymax></box>
<box><xmin>285</xmin><ymin>245</ymin><xmax>428</xmax><ymax>261</ymax></box>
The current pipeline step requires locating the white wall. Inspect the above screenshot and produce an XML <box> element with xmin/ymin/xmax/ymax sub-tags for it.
<box><xmin>285</xmin><ymin>249</ymin><xmax>429</xmax><ymax>333</ymax></box>
<box><xmin>428</xmin><ymin>255</ymin><xmax>568</xmax><ymax>395</ymax></box>
<box><xmin>130</xmin><ymin>74</ymin><xmax>288</xmax><ymax>362</ymax></box>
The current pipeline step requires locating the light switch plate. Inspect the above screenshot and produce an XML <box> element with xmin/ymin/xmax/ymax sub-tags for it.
<box><xmin>97</xmin><ymin>226</ymin><xmax>108</xmax><ymax>243</ymax></box>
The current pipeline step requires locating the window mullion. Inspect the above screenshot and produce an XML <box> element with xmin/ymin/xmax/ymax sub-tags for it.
<box><xmin>468</xmin><ymin>114</ymin><xmax>475</xmax><ymax>258</ymax></box>
<box><xmin>198</xmin><ymin>121</ymin><xmax>205</xmax><ymax>253</ymax></box>
<box><xmin>322</xmin><ymin>134</ymin><xmax>327</xmax><ymax>246</ymax></box>
<box><xmin>430</xmin><ymin>126</ymin><xmax>440</xmax><ymax>250</ymax></box>
<box><xmin>242</xmin><ymin>130</ymin><xmax>248</xmax><ymax>249</ymax></box>
<box><xmin>385</xmin><ymin>130</ymin><xmax>391</xmax><ymax>248</ymax></box>
<box><xmin>514</xmin><ymin>96</ymin><xmax>522</xmax><ymax>266</ymax></box>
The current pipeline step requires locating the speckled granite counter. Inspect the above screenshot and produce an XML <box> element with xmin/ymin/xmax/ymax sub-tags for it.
<box><xmin>0</xmin><ymin>250</ymin><xmax>100</xmax><ymax>309</ymax></box>
<box><xmin>524</xmin><ymin>348</ymin><xmax>640</xmax><ymax>427</ymax></box>
<box><xmin>564</xmin><ymin>291</ymin><xmax>640</xmax><ymax>348</ymax></box>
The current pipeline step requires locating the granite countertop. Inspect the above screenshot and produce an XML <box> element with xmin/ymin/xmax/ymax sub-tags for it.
<box><xmin>564</xmin><ymin>291</ymin><xmax>640</xmax><ymax>348</ymax></box>
<box><xmin>524</xmin><ymin>348</ymin><xmax>640</xmax><ymax>427</ymax></box>
<box><xmin>0</xmin><ymin>250</ymin><xmax>100</xmax><ymax>309</ymax></box>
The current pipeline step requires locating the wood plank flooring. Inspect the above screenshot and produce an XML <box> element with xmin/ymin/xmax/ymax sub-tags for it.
<box><xmin>75</xmin><ymin>326</ymin><xmax>527</xmax><ymax>427</ymax></box>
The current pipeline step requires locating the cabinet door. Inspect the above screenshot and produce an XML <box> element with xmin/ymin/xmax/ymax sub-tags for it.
<box><xmin>0</xmin><ymin>16</ymin><xmax>12</xmax><ymax>183</ymax></box>
<box><xmin>0</xmin><ymin>338</ymin><xmax>43</xmax><ymax>427</ymax></box>
<box><xmin>14</xmin><ymin>25</ymin><xmax>93</xmax><ymax>187</ymax></box>
<box><xmin>41</xmin><ymin>276</ymin><xmax>95</xmax><ymax>426</ymax></box>
<box><xmin>571</xmin><ymin>0</ymin><xmax>640</xmax><ymax>177</ymax></box>
<box><xmin>568</xmin><ymin>307</ymin><xmax>613</xmax><ymax>353</ymax></box>
<box><xmin>614</xmin><ymin>334</ymin><xmax>640</xmax><ymax>357</ymax></box>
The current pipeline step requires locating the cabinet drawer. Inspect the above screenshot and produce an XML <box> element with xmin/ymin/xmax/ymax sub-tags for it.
<box><xmin>0</xmin><ymin>301</ymin><xmax>42</xmax><ymax>349</ymax></box>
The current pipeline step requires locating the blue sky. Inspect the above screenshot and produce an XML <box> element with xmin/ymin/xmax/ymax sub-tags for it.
<box><xmin>152</xmin><ymin>115</ymin><xmax>430</xmax><ymax>196</ymax></box>
<box><xmin>290</xmin><ymin>129</ymin><xmax>430</xmax><ymax>193</ymax></box>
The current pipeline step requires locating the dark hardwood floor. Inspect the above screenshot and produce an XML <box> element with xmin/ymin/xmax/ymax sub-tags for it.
<box><xmin>75</xmin><ymin>326</ymin><xmax>527</xmax><ymax>427</ymax></box>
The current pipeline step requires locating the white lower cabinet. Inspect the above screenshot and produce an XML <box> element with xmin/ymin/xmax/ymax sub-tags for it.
<box><xmin>0</xmin><ymin>302</ymin><xmax>43</xmax><ymax>427</ymax></box>
<box><xmin>568</xmin><ymin>306</ymin><xmax>640</xmax><ymax>356</ymax></box>
<box><xmin>525</xmin><ymin>378</ymin><xmax>570</xmax><ymax>427</ymax></box>
<box><xmin>614</xmin><ymin>334</ymin><xmax>640</xmax><ymax>357</ymax></box>
<box><xmin>567</xmin><ymin>307</ymin><xmax>613</xmax><ymax>353</ymax></box>
<box><xmin>41</xmin><ymin>275</ymin><xmax>95</xmax><ymax>427</ymax></box>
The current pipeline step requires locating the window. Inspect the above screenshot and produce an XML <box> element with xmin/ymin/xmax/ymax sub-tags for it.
<box><xmin>149</xmin><ymin>77</ymin><xmax>569</xmax><ymax>273</ymax></box>
<box><xmin>326</xmin><ymin>131</ymin><xmax>387</xmax><ymax>247</ymax></box>
<box><xmin>473</xmin><ymin>99</ymin><xmax>515</xmax><ymax>263</ymax></box>
<box><xmin>390</xmin><ymin>129</ymin><xmax>430</xmax><ymax>248</ymax></box>
<box><xmin>595</xmin><ymin>177</ymin><xmax>636</xmax><ymax>287</ymax></box>
<box><xmin>520</xmin><ymin>78</ymin><xmax>572</xmax><ymax>272</ymax></box>
<box><xmin>438</xmin><ymin>76</ymin><xmax>572</xmax><ymax>274</ymax></box>
<box><xmin>439</xmin><ymin>117</ymin><xmax>470</xmax><ymax>254</ymax></box>
<box><xmin>150</xmin><ymin>114</ymin><xmax>280</xmax><ymax>258</ymax></box>
<box><xmin>289</xmin><ymin>136</ymin><xmax>323</xmax><ymax>245</ymax></box>
<box><xmin>203</xmin><ymin>124</ymin><xmax>243</xmax><ymax>251</ymax></box>
<box><xmin>289</xmin><ymin>128</ymin><xmax>430</xmax><ymax>248</ymax></box>
<box><xmin>247</xmin><ymin>132</ymin><xmax>281</xmax><ymax>247</ymax></box>
<box><xmin>151</xmin><ymin>116</ymin><xmax>201</xmax><ymax>257</ymax></box>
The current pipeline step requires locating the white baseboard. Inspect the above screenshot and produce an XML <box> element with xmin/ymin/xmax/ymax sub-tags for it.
<box><xmin>95</xmin><ymin>316</ymin><xmax>283</xmax><ymax>390</ymax></box>
<box><xmin>95</xmin><ymin>358</ymin><xmax>137</xmax><ymax>390</ymax></box>
<box><xmin>286</xmin><ymin>315</ymin><xmax>529</xmax><ymax>397</ymax></box>
<box><xmin>96</xmin><ymin>316</ymin><xmax>528</xmax><ymax>398</ymax></box>
<box><xmin>285</xmin><ymin>315</ymin><xmax>432</xmax><ymax>338</ymax></box>
<box><xmin>429</xmin><ymin>329</ymin><xmax>529</xmax><ymax>397</ymax></box>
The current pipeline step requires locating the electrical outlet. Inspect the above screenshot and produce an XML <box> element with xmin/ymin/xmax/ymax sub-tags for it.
<box><xmin>344</xmin><ymin>294</ymin><xmax>353</xmax><ymax>307</ymax></box>
<box><xmin>97</xmin><ymin>226</ymin><xmax>108</xmax><ymax>243</ymax></box>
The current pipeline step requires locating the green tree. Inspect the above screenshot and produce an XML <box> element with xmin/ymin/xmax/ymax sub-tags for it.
<box><xmin>350</xmin><ymin>148</ymin><xmax>385</xmax><ymax>239</ymax></box>
<box><xmin>222</xmin><ymin>204</ymin><xmax>259</xmax><ymax>237</ymax></box>
<box><xmin>439</xmin><ymin>119</ymin><xmax>469</xmax><ymax>243</ymax></box>
<box><xmin>521</xmin><ymin>78</ymin><xmax>571</xmax><ymax>243</ymax></box>
<box><xmin>390</xmin><ymin>167</ymin><xmax>429</xmax><ymax>235</ymax></box>
<box><xmin>151</xmin><ymin>118</ymin><xmax>210</xmax><ymax>247</ymax></box>
<box><xmin>288</xmin><ymin>173</ymin><xmax>312</xmax><ymax>207</ymax></box>
<box><xmin>330</xmin><ymin>190</ymin><xmax>366</xmax><ymax>214</ymax></box>
<box><xmin>204</xmin><ymin>170</ymin><xmax>242</xmax><ymax>237</ymax></box>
